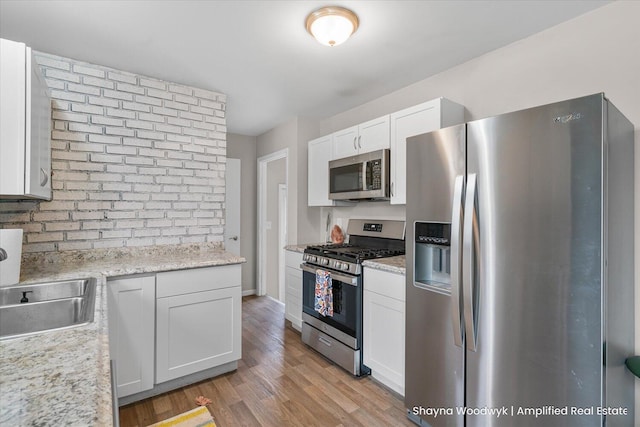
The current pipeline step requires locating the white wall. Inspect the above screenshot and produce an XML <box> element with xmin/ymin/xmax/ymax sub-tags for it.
<box><xmin>257</xmin><ymin>119</ymin><xmax>298</xmax><ymax>245</ymax></box>
<box><xmin>226</xmin><ymin>133</ymin><xmax>257</xmax><ymax>293</ymax></box>
<box><xmin>295</xmin><ymin>117</ymin><xmax>321</xmax><ymax>245</ymax></box>
<box><xmin>316</xmin><ymin>0</ymin><xmax>639</xmax><ymax>416</ymax></box>
<box><xmin>256</xmin><ymin>116</ymin><xmax>322</xmax><ymax>246</ymax></box>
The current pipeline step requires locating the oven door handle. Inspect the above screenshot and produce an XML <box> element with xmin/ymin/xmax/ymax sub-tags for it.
<box><xmin>300</xmin><ymin>264</ymin><xmax>358</xmax><ymax>286</ymax></box>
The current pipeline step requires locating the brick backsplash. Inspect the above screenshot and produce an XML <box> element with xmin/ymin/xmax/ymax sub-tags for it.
<box><xmin>0</xmin><ymin>52</ymin><xmax>227</xmax><ymax>253</ymax></box>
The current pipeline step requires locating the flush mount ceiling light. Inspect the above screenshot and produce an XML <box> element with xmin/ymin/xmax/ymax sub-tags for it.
<box><xmin>305</xmin><ymin>6</ymin><xmax>359</xmax><ymax>47</ymax></box>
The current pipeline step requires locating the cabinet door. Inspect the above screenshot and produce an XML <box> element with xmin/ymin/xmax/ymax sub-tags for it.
<box><xmin>389</xmin><ymin>100</ymin><xmax>442</xmax><ymax>205</ymax></box>
<box><xmin>285</xmin><ymin>266</ymin><xmax>303</xmax><ymax>330</ymax></box>
<box><xmin>308</xmin><ymin>135</ymin><xmax>334</xmax><ymax>206</ymax></box>
<box><xmin>363</xmin><ymin>289</ymin><xmax>405</xmax><ymax>396</ymax></box>
<box><xmin>358</xmin><ymin>115</ymin><xmax>390</xmax><ymax>154</ymax></box>
<box><xmin>107</xmin><ymin>275</ymin><xmax>156</xmax><ymax>398</ymax></box>
<box><xmin>332</xmin><ymin>125</ymin><xmax>359</xmax><ymax>159</ymax></box>
<box><xmin>285</xmin><ymin>250</ymin><xmax>304</xmax><ymax>269</ymax></box>
<box><xmin>25</xmin><ymin>47</ymin><xmax>51</xmax><ymax>200</ymax></box>
<box><xmin>156</xmin><ymin>286</ymin><xmax>242</xmax><ymax>383</ymax></box>
<box><xmin>0</xmin><ymin>39</ymin><xmax>27</xmax><ymax>196</ymax></box>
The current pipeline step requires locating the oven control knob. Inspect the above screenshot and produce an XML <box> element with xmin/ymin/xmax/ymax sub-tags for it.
<box><xmin>321</xmin><ymin>258</ymin><xmax>329</xmax><ymax>266</ymax></box>
<box><xmin>341</xmin><ymin>263</ymin><xmax>350</xmax><ymax>271</ymax></box>
<box><xmin>303</xmin><ymin>254</ymin><xmax>308</xmax><ymax>261</ymax></box>
<box><xmin>312</xmin><ymin>256</ymin><xmax>318</xmax><ymax>263</ymax></box>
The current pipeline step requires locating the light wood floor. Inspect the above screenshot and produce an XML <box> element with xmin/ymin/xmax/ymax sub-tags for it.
<box><xmin>119</xmin><ymin>295</ymin><xmax>414</xmax><ymax>427</ymax></box>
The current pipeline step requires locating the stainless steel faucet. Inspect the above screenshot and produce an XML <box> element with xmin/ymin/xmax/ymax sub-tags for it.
<box><xmin>0</xmin><ymin>248</ymin><xmax>7</xmax><ymax>261</ymax></box>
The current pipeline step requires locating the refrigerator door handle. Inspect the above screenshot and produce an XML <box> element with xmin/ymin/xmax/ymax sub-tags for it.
<box><xmin>463</xmin><ymin>173</ymin><xmax>478</xmax><ymax>352</ymax></box>
<box><xmin>450</xmin><ymin>175</ymin><xmax>464</xmax><ymax>348</ymax></box>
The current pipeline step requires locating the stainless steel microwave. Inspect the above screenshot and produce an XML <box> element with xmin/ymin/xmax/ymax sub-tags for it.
<box><xmin>328</xmin><ymin>149</ymin><xmax>390</xmax><ymax>201</ymax></box>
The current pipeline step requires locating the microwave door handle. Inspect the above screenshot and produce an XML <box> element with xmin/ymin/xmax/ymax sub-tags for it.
<box><xmin>362</xmin><ymin>161</ymin><xmax>368</xmax><ymax>191</ymax></box>
<box><xmin>450</xmin><ymin>175</ymin><xmax>464</xmax><ymax>348</ymax></box>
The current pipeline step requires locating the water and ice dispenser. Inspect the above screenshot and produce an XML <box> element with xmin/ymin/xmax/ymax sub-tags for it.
<box><xmin>414</xmin><ymin>222</ymin><xmax>451</xmax><ymax>290</ymax></box>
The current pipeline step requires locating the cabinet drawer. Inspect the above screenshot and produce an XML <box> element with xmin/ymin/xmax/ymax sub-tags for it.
<box><xmin>156</xmin><ymin>264</ymin><xmax>240</xmax><ymax>298</ymax></box>
<box><xmin>363</xmin><ymin>268</ymin><xmax>405</xmax><ymax>301</ymax></box>
<box><xmin>285</xmin><ymin>251</ymin><xmax>303</xmax><ymax>269</ymax></box>
<box><xmin>286</xmin><ymin>266</ymin><xmax>302</xmax><ymax>297</ymax></box>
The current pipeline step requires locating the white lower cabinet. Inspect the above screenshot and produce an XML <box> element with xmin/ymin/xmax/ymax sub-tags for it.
<box><xmin>155</xmin><ymin>264</ymin><xmax>242</xmax><ymax>383</ymax></box>
<box><xmin>363</xmin><ymin>267</ymin><xmax>405</xmax><ymax>395</ymax></box>
<box><xmin>285</xmin><ymin>250</ymin><xmax>304</xmax><ymax>330</ymax></box>
<box><xmin>107</xmin><ymin>275</ymin><xmax>156</xmax><ymax>398</ymax></box>
<box><xmin>107</xmin><ymin>263</ymin><xmax>242</xmax><ymax>402</ymax></box>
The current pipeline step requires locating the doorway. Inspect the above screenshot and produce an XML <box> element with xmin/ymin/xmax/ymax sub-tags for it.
<box><xmin>257</xmin><ymin>149</ymin><xmax>288</xmax><ymax>300</ymax></box>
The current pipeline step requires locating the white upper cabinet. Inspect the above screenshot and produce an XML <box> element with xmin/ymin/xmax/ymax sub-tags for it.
<box><xmin>332</xmin><ymin>115</ymin><xmax>390</xmax><ymax>159</ymax></box>
<box><xmin>0</xmin><ymin>38</ymin><xmax>51</xmax><ymax>200</ymax></box>
<box><xmin>332</xmin><ymin>126</ymin><xmax>358</xmax><ymax>159</ymax></box>
<box><xmin>307</xmin><ymin>134</ymin><xmax>335</xmax><ymax>206</ymax></box>
<box><xmin>389</xmin><ymin>98</ymin><xmax>464</xmax><ymax>205</ymax></box>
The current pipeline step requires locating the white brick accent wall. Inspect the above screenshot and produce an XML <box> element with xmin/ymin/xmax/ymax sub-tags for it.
<box><xmin>0</xmin><ymin>52</ymin><xmax>227</xmax><ymax>253</ymax></box>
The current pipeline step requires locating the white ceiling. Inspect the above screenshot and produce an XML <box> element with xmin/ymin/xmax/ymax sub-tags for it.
<box><xmin>0</xmin><ymin>0</ymin><xmax>609</xmax><ymax>136</ymax></box>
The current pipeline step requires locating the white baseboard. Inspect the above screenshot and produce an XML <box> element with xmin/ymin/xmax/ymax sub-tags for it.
<box><xmin>266</xmin><ymin>295</ymin><xmax>285</xmax><ymax>306</ymax></box>
<box><xmin>242</xmin><ymin>289</ymin><xmax>256</xmax><ymax>296</ymax></box>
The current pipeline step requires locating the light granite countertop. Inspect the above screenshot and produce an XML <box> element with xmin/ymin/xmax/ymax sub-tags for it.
<box><xmin>362</xmin><ymin>255</ymin><xmax>406</xmax><ymax>275</ymax></box>
<box><xmin>284</xmin><ymin>244</ymin><xmax>307</xmax><ymax>254</ymax></box>
<box><xmin>0</xmin><ymin>243</ymin><xmax>245</xmax><ymax>427</ymax></box>
<box><xmin>284</xmin><ymin>243</ymin><xmax>324</xmax><ymax>254</ymax></box>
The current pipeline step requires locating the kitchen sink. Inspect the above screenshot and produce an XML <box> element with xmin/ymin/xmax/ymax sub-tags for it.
<box><xmin>0</xmin><ymin>278</ymin><xmax>97</xmax><ymax>340</ymax></box>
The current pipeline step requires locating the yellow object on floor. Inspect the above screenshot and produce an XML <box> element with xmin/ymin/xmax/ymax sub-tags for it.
<box><xmin>147</xmin><ymin>406</ymin><xmax>216</xmax><ymax>427</ymax></box>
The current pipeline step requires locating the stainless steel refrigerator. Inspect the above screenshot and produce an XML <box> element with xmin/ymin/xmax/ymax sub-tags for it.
<box><xmin>405</xmin><ymin>93</ymin><xmax>635</xmax><ymax>427</ymax></box>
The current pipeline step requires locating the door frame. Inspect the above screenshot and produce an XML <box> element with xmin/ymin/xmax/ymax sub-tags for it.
<box><xmin>224</xmin><ymin>158</ymin><xmax>241</xmax><ymax>256</ymax></box>
<box><xmin>257</xmin><ymin>148</ymin><xmax>289</xmax><ymax>297</ymax></box>
<box><xmin>278</xmin><ymin>183</ymin><xmax>288</xmax><ymax>302</ymax></box>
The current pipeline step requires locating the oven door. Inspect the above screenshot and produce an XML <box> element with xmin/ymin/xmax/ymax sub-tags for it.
<box><xmin>301</xmin><ymin>263</ymin><xmax>360</xmax><ymax>340</ymax></box>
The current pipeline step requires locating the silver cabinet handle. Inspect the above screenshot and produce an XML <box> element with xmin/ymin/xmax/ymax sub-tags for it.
<box><xmin>390</xmin><ymin>182</ymin><xmax>394</xmax><ymax>197</ymax></box>
<box><xmin>40</xmin><ymin>168</ymin><xmax>49</xmax><ymax>187</ymax></box>
<box><xmin>353</xmin><ymin>136</ymin><xmax>357</xmax><ymax>150</ymax></box>
<box><xmin>463</xmin><ymin>173</ymin><xmax>478</xmax><ymax>352</ymax></box>
<box><xmin>228</xmin><ymin>236</ymin><xmax>238</xmax><ymax>241</ymax></box>
<box><xmin>358</xmin><ymin>135</ymin><xmax>362</xmax><ymax>149</ymax></box>
<box><xmin>450</xmin><ymin>175</ymin><xmax>464</xmax><ymax>348</ymax></box>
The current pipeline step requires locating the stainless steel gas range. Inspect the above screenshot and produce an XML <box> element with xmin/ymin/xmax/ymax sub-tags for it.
<box><xmin>300</xmin><ymin>219</ymin><xmax>405</xmax><ymax>376</ymax></box>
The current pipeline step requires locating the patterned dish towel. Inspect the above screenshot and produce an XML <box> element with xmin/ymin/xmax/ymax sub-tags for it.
<box><xmin>314</xmin><ymin>269</ymin><xmax>333</xmax><ymax>317</ymax></box>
